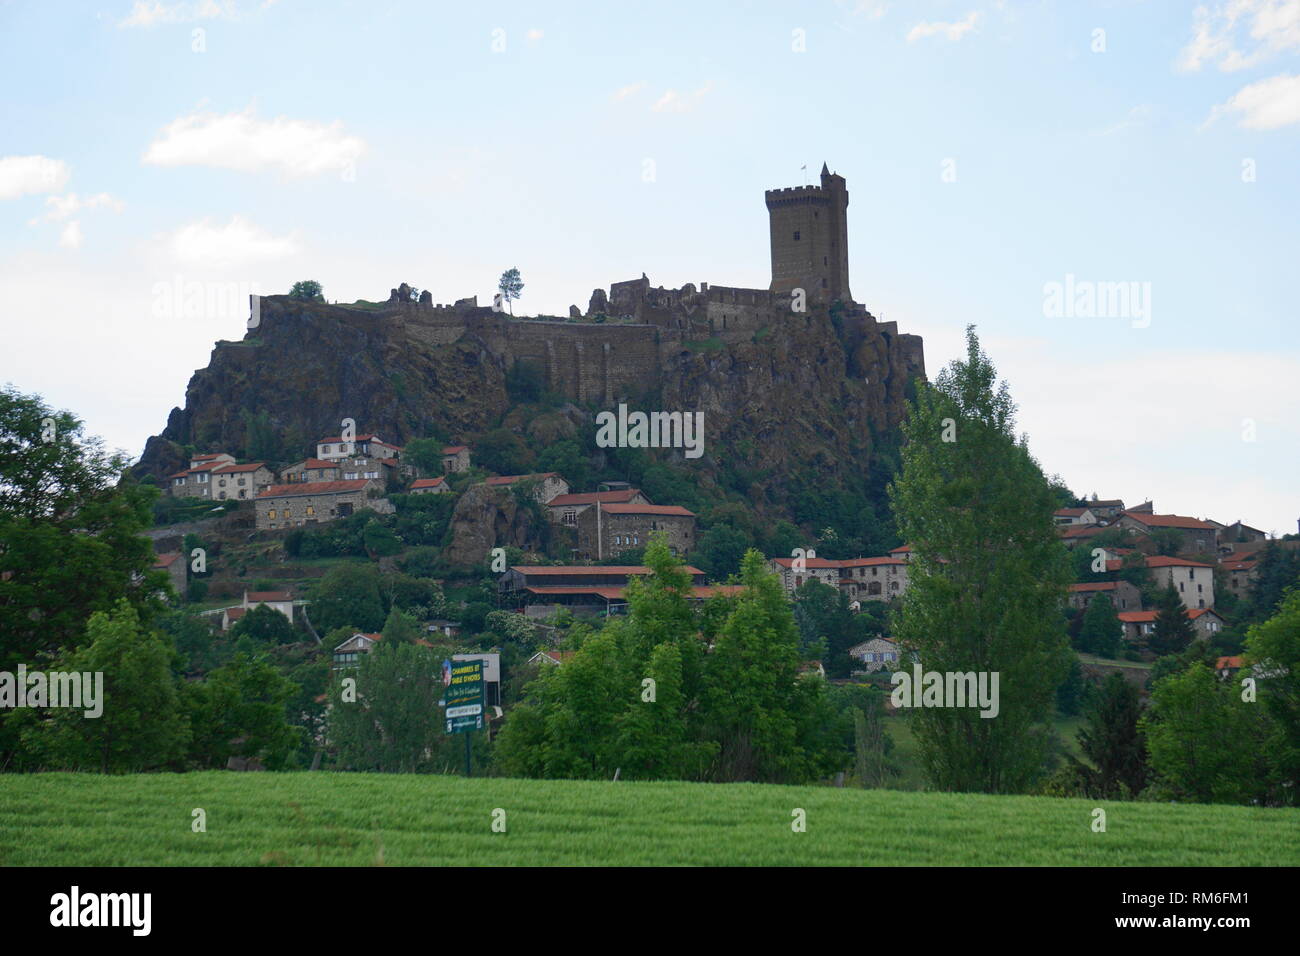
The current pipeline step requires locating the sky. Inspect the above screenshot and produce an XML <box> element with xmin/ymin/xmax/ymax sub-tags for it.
<box><xmin>1</xmin><ymin>0</ymin><xmax>1298</xmax><ymax>535</ymax></box>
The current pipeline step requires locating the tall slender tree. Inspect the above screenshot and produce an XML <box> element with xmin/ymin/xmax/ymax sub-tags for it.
<box><xmin>887</xmin><ymin>326</ymin><xmax>1073</xmax><ymax>793</ymax></box>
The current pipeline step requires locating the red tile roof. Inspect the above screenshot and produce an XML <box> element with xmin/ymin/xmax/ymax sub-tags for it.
<box><xmin>288</xmin><ymin>458</ymin><xmax>340</xmax><ymax>470</ymax></box>
<box><xmin>1069</xmin><ymin>581</ymin><xmax>1117</xmax><ymax>592</ymax></box>
<box><xmin>153</xmin><ymin>552</ymin><xmax>181</xmax><ymax>568</ymax></box>
<box><xmin>599</xmin><ymin>503</ymin><xmax>694</xmax><ymax>517</ymax></box>
<box><xmin>839</xmin><ymin>557</ymin><xmax>907</xmax><ymax>568</ymax></box>
<box><xmin>511</xmin><ymin>564</ymin><xmax>705</xmax><ymax>577</ymax></box>
<box><xmin>1144</xmin><ymin>555</ymin><xmax>1213</xmax><ymax>568</ymax></box>
<box><xmin>212</xmin><ymin>462</ymin><xmax>269</xmax><ymax>474</ymax></box>
<box><xmin>1059</xmin><ymin>525</ymin><xmax>1105</xmax><ymax>538</ymax></box>
<box><xmin>410</xmin><ymin>477</ymin><xmax>446</xmax><ymax>489</ymax></box>
<box><xmin>547</xmin><ymin>489</ymin><xmax>645</xmax><ymax>507</ymax></box>
<box><xmin>770</xmin><ymin>557</ymin><xmax>843</xmax><ymax>570</ymax></box>
<box><xmin>1118</xmin><ymin>611</ymin><xmax>1158</xmax><ymax>623</ymax></box>
<box><xmin>256</xmin><ymin>479</ymin><xmax>371</xmax><ymax>498</ymax></box>
<box><xmin>1216</xmin><ymin>656</ymin><xmax>1244</xmax><ymax>670</ymax></box>
<box><xmin>441</xmin><ymin>445</ymin><xmax>468</xmax><ymax>455</ymax></box>
<box><xmin>318</xmin><ymin>433</ymin><xmax>383</xmax><ymax>444</ymax></box>
<box><xmin>1121</xmin><ymin>512</ymin><xmax>1216</xmax><ymax>530</ymax></box>
<box><xmin>246</xmin><ymin>591</ymin><xmax>293</xmax><ymax>602</ymax></box>
<box><xmin>1055</xmin><ymin>507</ymin><xmax>1090</xmax><ymax>517</ymax></box>
<box><xmin>889</xmin><ymin>545</ymin><xmax>912</xmax><ymax>554</ymax></box>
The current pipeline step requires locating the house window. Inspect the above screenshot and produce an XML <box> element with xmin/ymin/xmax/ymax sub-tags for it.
<box><xmin>218</xmin><ymin>492</ymin><xmax>226</xmax><ymax>500</ymax></box>
<box><xmin>563</xmin><ymin>511</ymin><xmax>576</xmax><ymax>526</ymax></box>
<box><xmin>306</xmin><ymin>506</ymin><xmax>315</xmax><ymax>516</ymax></box>
<box><xmin>268</xmin><ymin>509</ymin><xmax>277</xmax><ymax>518</ymax></box>
<box><xmin>238</xmin><ymin>490</ymin><xmax>246</xmax><ymax>499</ymax></box>
<box><xmin>196</xmin><ymin>473</ymin><xmax>208</xmax><ymax>483</ymax></box>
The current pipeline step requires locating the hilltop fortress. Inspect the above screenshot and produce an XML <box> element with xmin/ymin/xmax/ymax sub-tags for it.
<box><xmin>257</xmin><ymin>163</ymin><xmax>923</xmax><ymax>407</ymax></box>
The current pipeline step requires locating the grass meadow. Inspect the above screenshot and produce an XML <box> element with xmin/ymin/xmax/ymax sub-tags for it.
<box><xmin>1</xmin><ymin>771</ymin><xmax>1296</xmax><ymax>866</ymax></box>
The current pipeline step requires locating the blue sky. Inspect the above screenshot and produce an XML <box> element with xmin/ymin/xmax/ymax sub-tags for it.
<box><xmin>2</xmin><ymin>0</ymin><xmax>1298</xmax><ymax>534</ymax></box>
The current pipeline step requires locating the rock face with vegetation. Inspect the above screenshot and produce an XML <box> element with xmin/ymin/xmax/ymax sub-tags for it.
<box><xmin>445</xmin><ymin>484</ymin><xmax>548</xmax><ymax>568</ymax></box>
<box><xmin>135</xmin><ymin>289</ymin><xmax>925</xmax><ymax>549</ymax></box>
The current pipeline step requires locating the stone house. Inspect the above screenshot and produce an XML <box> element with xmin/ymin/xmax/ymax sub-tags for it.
<box><xmin>1145</xmin><ymin>556</ymin><xmax>1216</xmax><ymax>610</ymax></box>
<box><xmin>547</xmin><ymin>488</ymin><xmax>651</xmax><ymax>527</ymax></box>
<box><xmin>1053</xmin><ymin>507</ymin><xmax>1098</xmax><ymax>526</ymax></box>
<box><xmin>279</xmin><ymin>458</ymin><xmax>341</xmax><ymax>484</ymax></box>
<box><xmin>838</xmin><ymin>557</ymin><xmax>909</xmax><ymax>603</ymax></box>
<box><xmin>768</xmin><ymin>556</ymin><xmax>842</xmax><ymax>594</ymax></box>
<box><xmin>315</xmin><ymin>433</ymin><xmax>403</xmax><ymax>462</ymax></box>
<box><xmin>574</xmin><ymin>502</ymin><xmax>695</xmax><ymax>559</ymax></box>
<box><xmin>153</xmin><ymin>552</ymin><xmax>186</xmax><ymax>595</ymax></box>
<box><xmin>339</xmin><ymin>456</ymin><xmax>398</xmax><ymax>485</ymax></box>
<box><xmin>1188</xmin><ymin>607</ymin><xmax>1226</xmax><ymax>639</ymax></box>
<box><xmin>1118</xmin><ymin>610</ymin><xmax>1158</xmax><ymax>644</ymax></box>
<box><xmin>848</xmin><ymin>637</ymin><xmax>902</xmax><ymax>673</ymax></box>
<box><xmin>254</xmin><ymin>478</ymin><xmax>387</xmax><ymax>530</ymax></box>
<box><xmin>1059</xmin><ymin>524</ymin><xmax>1107</xmax><ymax>549</ymax></box>
<box><xmin>484</xmin><ymin>472</ymin><xmax>569</xmax><ymax>504</ymax></box>
<box><xmin>1067</xmin><ymin>580</ymin><xmax>1142</xmax><ymax>612</ymax></box>
<box><xmin>167</xmin><ymin>453</ymin><xmax>235</xmax><ymax>498</ymax></box>
<box><xmin>1115</xmin><ymin>512</ymin><xmax>1218</xmax><ymax>556</ymax></box>
<box><xmin>211</xmin><ymin>462</ymin><xmax>275</xmax><ymax>501</ymax></box>
<box><xmin>220</xmin><ymin>606</ymin><xmax>246</xmax><ymax>631</ymax></box>
<box><xmin>1216</xmin><ymin>520</ymin><xmax>1268</xmax><ymax>547</ymax></box>
<box><xmin>332</xmin><ymin>632</ymin><xmax>382</xmax><ymax>669</ymax></box>
<box><xmin>441</xmin><ymin>445</ymin><xmax>471</xmax><ymax>474</ymax></box>
<box><xmin>1085</xmin><ymin>499</ymin><xmax>1126</xmax><ymax>521</ymax></box>
<box><xmin>1220</xmin><ymin>556</ymin><xmax>1258</xmax><ymax>600</ymax></box>
<box><xmin>409</xmin><ymin>477</ymin><xmax>450</xmax><ymax>494</ymax></box>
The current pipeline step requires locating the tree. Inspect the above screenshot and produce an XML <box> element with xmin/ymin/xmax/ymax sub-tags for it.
<box><xmin>329</xmin><ymin>642</ymin><xmax>448</xmax><ymax>772</ymax></box>
<box><xmin>1077</xmin><ymin>673</ymin><xmax>1148</xmax><ymax>798</ymax></box>
<box><xmin>362</xmin><ymin>518</ymin><xmax>401</xmax><ymax>557</ymax></box>
<box><xmin>381</xmin><ymin>606</ymin><xmax>422</xmax><ymax>645</ymax></box>
<box><xmin>22</xmin><ymin>600</ymin><xmax>189</xmax><ymax>772</ymax></box>
<box><xmin>1140</xmin><ymin>662</ymin><xmax>1272</xmax><ymax>804</ymax></box>
<box><xmin>0</xmin><ymin>388</ymin><xmax>167</xmax><ymax>763</ymax></box>
<box><xmin>853</xmin><ymin>691</ymin><xmax>891</xmax><ymax>788</ymax></box>
<box><xmin>402</xmin><ymin>437</ymin><xmax>448</xmax><ymax>477</ymax></box>
<box><xmin>1077</xmin><ymin>593</ymin><xmax>1122</xmax><ymax>657</ymax></box>
<box><xmin>1243</xmin><ymin>588</ymin><xmax>1300</xmax><ymax>801</ymax></box>
<box><xmin>1148</xmin><ymin>585</ymin><xmax>1195</xmax><ymax>658</ymax></box>
<box><xmin>887</xmin><ymin>326</ymin><xmax>1073</xmax><ymax>793</ymax></box>
<box><xmin>497</xmin><ymin>267</ymin><xmax>524</xmax><ymax>315</ymax></box>
<box><xmin>185</xmin><ymin>653</ymin><xmax>300</xmax><ymax>770</ymax></box>
<box><xmin>228</xmin><ymin>604</ymin><xmax>296</xmax><ymax>648</ymax></box>
<box><xmin>473</xmin><ymin>428</ymin><xmax>534</xmax><ymax>475</ymax></box>
<box><xmin>690</xmin><ymin>524</ymin><xmax>752</xmax><ymax>584</ymax></box>
<box><xmin>311</xmin><ymin>564</ymin><xmax>386</xmax><ymax>633</ymax></box>
<box><xmin>288</xmin><ymin>280</ymin><xmax>323</xmax><ymax>301</ymax></box>
<box><xmin>505</xmin><ymin>359</ymin><xmax>544</xmax><ymax>403</ymax></box>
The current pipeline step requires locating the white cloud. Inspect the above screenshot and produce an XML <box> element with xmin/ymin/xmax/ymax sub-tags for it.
<box><xmin>59</xmin><ymin>221</ymin><xmax>83</xmax><ymax>249</ymax></box>
<box><xmin>907</xmin><ymin>11</ymin><xmax>979</xmax><ymax>43</ymax></box>
<box><xmin>143</xmin><ymin>107</ymin><xmax>365</xmax><ymax>177</ymax></box>
<box><xmin>1178</xmin><ymin>0</ymin><xmax>1300</xmax><ymax>72</ymax></box>
<box><xmin>118</xmin><ymin>0</ymin><xmax>238</xmax><ymax>28</ymax></box>
<box><xmin>1207</xmin><ymin>72</ymin><xmax>1300</xmax><ymax>128</ymax></box>
<box><xmin>612</xmin><ymin>81</ymin><xmax>646</xmax><ymax>101</ymax></box>
<box><xmin>527</xmin><ymin>28</ymin><xmax>544</xmax><ymax>42</ymax></box>
<box><xmin>166</xmin><ymin>215</ymin><xmax>299</xmax><ymax>265</ymax></box>
<box><xmin>0</xmin><ymin>155</ymin><xmax>71</xmax><ymax>200</ymax></box>
<box><xmin>35</xmin><ymin>192</ymin><xmax>126</xmax><ymax>222</ymax></box>
<box><xmin>651</xmin><ymin>83</ymin><xmax>713</xmax><ymax>113</ymax></box>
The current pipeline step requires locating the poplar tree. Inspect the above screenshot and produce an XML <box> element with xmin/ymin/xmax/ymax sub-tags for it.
<box><xmin>887</xmin><ymin>326</ymin><xmax>1072</xmax><ymax>793</ymax></box>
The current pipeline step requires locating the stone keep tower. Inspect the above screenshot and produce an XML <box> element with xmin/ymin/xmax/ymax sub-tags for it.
<box><xmin>764</xmin><ymin>162</ymin><xmax>851</xmax><ymax>305</ymax></box>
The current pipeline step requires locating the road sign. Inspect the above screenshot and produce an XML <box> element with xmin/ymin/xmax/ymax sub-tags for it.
<box><xmin>443</xmin><ymin>658</ymin><xmax>484</xmax><ymax>735</ymax></box>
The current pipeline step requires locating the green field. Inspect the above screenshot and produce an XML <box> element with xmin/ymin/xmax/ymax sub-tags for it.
<box><xmin>2</xmin><ymin>772</ymin><xmax>1296</xmax><ymax>866</ymax></box>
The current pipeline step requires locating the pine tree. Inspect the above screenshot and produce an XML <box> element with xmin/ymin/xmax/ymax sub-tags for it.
<box><xmin>1077</xmin><ymin>672</ymin><xmax>1148</xmax><ymax>797</ymax></box>
<box><xmin>1078</xmin><ymin>593</ymin><xmax>1122</xmax><ymax>658</ymax></box>
<box><xmin>1148</xmin><ymin>584</ymin><xmax>1195</xmax><ymax>658</ymax></box>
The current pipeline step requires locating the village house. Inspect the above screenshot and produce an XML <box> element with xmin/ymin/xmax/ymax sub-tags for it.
<box><xmin>210</xmin><ymin>462</ymin><xmax>275</xmax><ymax>501</ymax></box>
<box><xmin>1058</xmin><ymin>524</ymin><xmax>1108</xmax><ymax>549</ymax></box>
<box><xmin>1215</xmin><ymin>656</ymin><xmax>1244</xmax><ymax>679</ymax></box>
<box><xmin>167</xmin><ymin>453</ymin><xmax>234</xmax><ymax>497</ymax></box>
<box><xmin>315</xmin><ymin>433</ymin><xmax>403</xmax><ymax>462</ymax></box>
<box><xmin>332</xmin><ymin>631</ymin><xmax>439</xmax><ymax>670</ymax></box>
<box><xmin>848</xmin><ymin>637</ymin><xmax>902</xmax><ymax>673</ymax></box>
<box><xmin>1114</xmin><ymin>511</ymin><xmax>1218</xmax><ymax>556</ymax></box>
<box><xmin>243</xmin><ymin>589</ymin><xmax>294</xmax><ymax>623</ymax></box>
<box><xmin>1145</xmin><ymin>555</ymin><xmax>1216</xmax><ymax>610</ymax></box>
<box><xmin>1216</xmin><ymin>520</ymin><xmax>1268</xmax><ymax>547</ymax></box>
<box><xmin>338</xmin><ymin>455</ymin><xmax>399</xmax><ymax>485</ymax></box>
<box><xmin>1084</xmin><ymin>498</ymin><xmax>1126</xmax><ymax>521</ymax></box>
<box><xmin>768</xmin><ymin>556</ymin><xmax>843</xmax><ymax>593</ymax></box>
<box><xmin>409</xmin><ymin>476</ymin><xmax>450</xmax><ymax>494</ymax></box>
<box><xmin>1220</xmin><ymin>555</ymin><xmax>1259</xmax><ymax>600</ymax></box>
<box><xmin>1053</xmin><ymin>507</ymin><xmax>1099</xmax><ymax>526</ymax></box>
<box><xmin>254</xmin><ymin>478</ymin><xmax>389</xmax><ymax>530</ymax></box>
<box><xmin>888</xmin><ymin>544</ymin><xmax>912</xmax><ymax>562</ymax></box>
<box><xmin>547</xmin><ymin>488</ymin><xmax>651</xmax><ymax>526</ymax></box>
<box><xmin>1117</xmin><ymin>610</ymin><xmax>1157</xmax><ymax>645</ymax></box>
<box><xmin>484</xmin><ymin>472</ymin><xmax>570</xmax><ymax>503</ymax></box>
<box><xmin>152</xmin><ymin>552</ymin><xmax>186</xmax><ymax>595</ymax></box>
<box><xmin>1188</xmin><ymin>607</ymin><xmax>1226</xmax><ymax>639</ymax></box>
<box><xmin>1067</xmin><ymin>580</ymin><xmax>1142</xmax><ymax>612</ymax></box>
<box><xmin>220</xmin><ymin>606</ymin><xmax>246</xmax><ymax>631</ymax></box>
<box><xmin>441</xmin><ymin>445</ymin><xmax>471</xmax><ymax>474</ymax></box>
<box><xmin>279</xmin><ymin>458</ymin><xmax>341</xmax><ymax>484</ymax></box>
<box><xmin>501</xmin><ymin>564</ymin><xmax>707</xmax><ymax>618</ymax></box>
<box><xmin>837</xmin><ymin>557</ymin><xmax>909</xmax><ymax>603</ymax></box>
<box><xmin>575</xmin><ymin>502</ymin><xmax>696</xmax><ymax>560</ymax></box>
<box><xmin>528</xmin><ymin>649</ymin><xmax>577</xmax><ymax>666</ymax></box>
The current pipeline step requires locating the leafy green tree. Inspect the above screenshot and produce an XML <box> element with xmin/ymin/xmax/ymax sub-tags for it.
<box><xmin>1056</xmin><ymin>655</ymin><xmax>1087</xmax><ymax>717</ymax></box>
<box><xmin>473</xmin><ymin>428</ymin><xmax>534</xmax><ymax>476</ymax></box>
<box><xmin>229</xmin><ymin>604</ymin><xmax>296</xmax><ymax>648</ymax></box>
<box><xmin>1243</xmin><ymin>588</ymin><xmax>1300</xmax><ymax>800</ymax></box>
<box><xmin>1243</xmin><ymin>543</ymin><xmax>1300</xmax><ymax>622</ymax></box>
<box><xmin>887</xmin><ymin>326</ymin><xmax>1072</xmax><ymax>793</ymax></box>
<box><xmin>311</xmin><ymin>564</ymin><xmax>385</xmax><ymax>633</ymax></box>
<box><xmin>22</xmin><ymin>600</ymin><xmax>189</xmax><ymax>772</ymax></box>
<box><xmin>329</xmin><ymin>642</ymin><xmax>448</xmax><ymax>772</ymax></box>
<box><xmin>497</xmin><ymin>267</ymin><xmax>524</xmax><ymax>315</ymax></box>
<box><xmin>1149</xmin><ymin>528</ymin><xmax>1184</xmax><ymax>557</ymax></box>
<box><xmin>362</xmin><ymin>518</ymin><xmax>401</xmax><ymax>557</ymax></box>
<box><xmin>505</xmin><ymin>359</ymin><xmax>544</xmax><ymax>403</ymax></box>
<box><xmin>536</xmin><ymin>439</ymin><xmax>588</xmax><ymax>490</ymax></box>
<box><xmin>792</xmin><ymin>578</ymin><xmax>878</xmax><ymax>678</ymax></box>
<box><xmin>288</xmin><ymin>279</ymin><xmax>323</xmax><ymax>300</ymax></box>
<box><xmin>1077</xmin><ymin>672</ymin><xmax>1148</xmax><ymax>798</ymax></box>
<box><xmin>1077</xmin><ymin>593</ymin><xmax>1122</xmax><ymax>657</ymax></box>
<box><xmin>690</xmin><ymin>524</ymin><xmax>751</xmax><ymax>583</ymax></box>
<box><xmin>853</xmin><ymin>691</ymin><xmax>892</xmax><ymax>788</ymax></box>
<box><xmin>381</xmin><ymin>606</ymin><xmax>422</xmax><ymax>645</ymax></box>
<box><xmin>1148</xmin><ymin>585</ymin><xmax>1195</xmax><ymax>658</ymax></box>
<box><xmin>402</xmin><ymin>437</ymin><xmax>448</xmax><ymax>476</ymax></box>
<box><xmin>1141</xmin><ymin>662</ymin><xmax>1273</xmax><ymax>804</ymax></box>
<box><xmin>185</xmin><ymin>653</ymin><xmax>301</xmax><ymax>769</ymax></box>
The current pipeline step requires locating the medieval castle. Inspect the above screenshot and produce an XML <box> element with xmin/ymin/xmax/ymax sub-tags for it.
<box><xmin>253</xmin><ymin>164</ymin><xmax>924</xmax><ymax>405</ymax></box>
